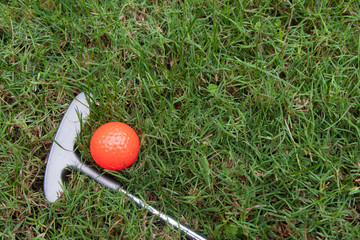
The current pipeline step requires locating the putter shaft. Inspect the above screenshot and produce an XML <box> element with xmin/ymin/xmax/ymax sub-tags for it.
<box><xmin>77</xmin><ymin>163</ymin><xmax>208</xmax><ymax>240</ymax></box>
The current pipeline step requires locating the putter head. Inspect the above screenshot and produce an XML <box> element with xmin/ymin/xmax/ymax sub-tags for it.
<box><xmin>44</xmin><ymin>92</ymin><xmax>91</xmax><ymax>202</ymax></box>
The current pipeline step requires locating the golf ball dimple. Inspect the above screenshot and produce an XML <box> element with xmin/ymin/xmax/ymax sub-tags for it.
<box><xmin>90</xmin><ymin>122</ymin><xmax>140</xmax><ymax>170</ymax></box>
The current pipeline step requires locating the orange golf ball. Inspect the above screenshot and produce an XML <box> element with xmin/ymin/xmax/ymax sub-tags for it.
<box><xmin>90</xmin><ymin>122</ymin><xmax>140</xmax><ymax>170</ymax></box>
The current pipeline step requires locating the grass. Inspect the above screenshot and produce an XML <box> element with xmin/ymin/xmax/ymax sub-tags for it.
<box><xmin>1</xmin><ymin>0</ymin><xmax>360</xmax><ymax>239</ymax></box>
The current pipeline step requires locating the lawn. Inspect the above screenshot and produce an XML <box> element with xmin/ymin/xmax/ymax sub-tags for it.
<box><xmin>1</xmin><ymin>0</ymin><xmax>360</xmax><ymax>239</ymax></box>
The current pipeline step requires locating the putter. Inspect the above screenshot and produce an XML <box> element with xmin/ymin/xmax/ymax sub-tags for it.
<box><xmin>44</xmin><ymin>92</ymin><xmax>208</xmax><ymax>240</ymax></box>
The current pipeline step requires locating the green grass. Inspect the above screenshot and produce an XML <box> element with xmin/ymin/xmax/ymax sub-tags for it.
<box><xmin>1</xmin><ymin>0</ymin><xmax>360</xmax><ymax>239</ymax></box>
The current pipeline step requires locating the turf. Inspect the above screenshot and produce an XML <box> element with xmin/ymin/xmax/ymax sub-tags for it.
<box><xmin>1</xmin><ymin>0</ymin><xmax>360</xmax><ymax>239</ymax></box>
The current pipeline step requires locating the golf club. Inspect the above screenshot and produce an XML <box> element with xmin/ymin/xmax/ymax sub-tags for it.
<box><xmin>43</xmin><ymin>92</ymin><xmax>208</xmax><ymax>240</ymax></box>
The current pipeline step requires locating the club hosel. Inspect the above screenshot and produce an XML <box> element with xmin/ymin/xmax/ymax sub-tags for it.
<box><xmin>75</xmin><ymin>163</ymin><xmax>122</xmax><ymax>191</ymax></box>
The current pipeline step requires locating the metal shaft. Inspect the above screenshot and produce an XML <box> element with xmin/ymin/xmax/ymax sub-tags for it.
<box><xmin>76</xmin><ymin>161</ymin><xmax>208</xmax><ymax>240</ymax></box>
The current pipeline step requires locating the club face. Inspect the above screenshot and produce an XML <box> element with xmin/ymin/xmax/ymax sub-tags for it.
<box><xmin>44</xmin><ymin>92</ymin><xmax>91</xmax><ymax>202</ymax></box>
